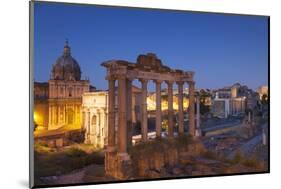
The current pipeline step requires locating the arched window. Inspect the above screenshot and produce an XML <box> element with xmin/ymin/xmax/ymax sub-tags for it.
<box><xmin>69</xmin><ymin>87</ymin><xmax>73</xmax><ymax>97</ymax></box>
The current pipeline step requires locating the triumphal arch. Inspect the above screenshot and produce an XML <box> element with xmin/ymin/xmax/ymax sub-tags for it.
<box><xmin>102</xmin><ymin>53</ymin><xmax>196</xmax><ymax>179</ymax></box>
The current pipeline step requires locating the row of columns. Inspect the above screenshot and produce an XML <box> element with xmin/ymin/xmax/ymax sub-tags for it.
<box><xmin>107</xmin><ymin>75</ymin><xmax>195</xmax><ymax>156</ymax></box>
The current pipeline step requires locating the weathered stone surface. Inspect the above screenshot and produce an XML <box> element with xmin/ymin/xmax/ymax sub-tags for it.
<box><xmin>184</xmin><ymin>165</ymin><xmax>193</xmax><ymax>174</ymax></box>
<box><xmin>115</xmin><ymin>155</ymin><xmax>133</xmax><ymax>179</ymax></box>
<box><xmin>172</xmin><ymin>167</ymin><xmax>183</xmax><ymax>175</ymax></box>
<box><xmin>195</xmin><ymin>157</ymin><xmax>221</xmax><ymax>165</ymax></box>
<box><xmin>194</xmin><ymin>164</ymin><xmax>213</xmax><ymax>175</ymax></box>
<box><xmin>136</xmin><ymin>53</ymin><xmax>170</xmax><ymax>72</ymax></box>
<box><xmin>137</xmin><ymin>158</ymin><xmax>149</xmax><ymax>177</ymax></box>
<box><xmin>188</xmin><ymin>141</ymin><xmax>206</xmax><ymax>156</ymax></box>
<box><xmin>103</xmin><ymin>53</ymin><xmax>196</xmax><ymax>179</ymax></box>
<box><xmin>179</xmin><ymin>153</ymin><xmax>194</xmax><ymax>165</ymax></box>
<box><xmin>154</xmin><ymin>153</ymin><xmax>165</xmax><ymax>171</ymax></box>
<box><xmin>191</xmin><ymin>170</ymin><xmax>202</xmax><ymax>176</ymax></box>
<box><xmin>145</xmin><ymin>169</ymin><xmax>161</xmax><ymax>178</ymax></box>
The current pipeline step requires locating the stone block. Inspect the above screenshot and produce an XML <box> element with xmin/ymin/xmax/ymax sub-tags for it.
<box><xmin>172</xmin><ymin>167</ymin><xmax>183</xmax><ymax>175</ymax></box>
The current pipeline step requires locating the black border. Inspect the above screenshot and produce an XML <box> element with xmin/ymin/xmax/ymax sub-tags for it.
<box><xmin>29</xmin><ymin>1</ymin><xmax>270</xmax><ymax>188</ymax></box>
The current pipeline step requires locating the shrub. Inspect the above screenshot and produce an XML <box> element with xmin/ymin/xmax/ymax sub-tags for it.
<box><xmin>34</xmin><ymin>145</ymin><xmax>105</xmax><ymax>181</ymax></box>
<box><xmin>85</xmin><ymin>151</ymin><xmax>104</xmax><ymax>165</ymax></box>
<box><xmin>231</xmin><ymin>151</ymin><xmax>243</xmax><ymax>164</ymax></box>
<box><xmin>174</xmin><ymin>134</ymin><xmax>193</xmax><ymax>148</ymax></box>
<box><xmin>202</xmin><ymin>150</ymin><xmax>217</xmax><ymax>159</ymax></box>
<box><xmin>65</xmin><ymin>147</ymin><xmax>87</xmax><ymax>157</ymax></box>
<box><xmin>242</xmin><ymin>156</ymin><xmax>263</xmax><ymax>169</ymax></box>
<box><xmin>34</xmin><ymin>141</ymin><xmax>53</xmax><ymax>154</ymax></box>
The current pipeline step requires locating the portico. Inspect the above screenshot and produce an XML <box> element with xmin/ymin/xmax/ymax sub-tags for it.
<box><xmin>102</xmin><ymin>53</ymin><xmax>196</xmax><ymax>178</ymax></box>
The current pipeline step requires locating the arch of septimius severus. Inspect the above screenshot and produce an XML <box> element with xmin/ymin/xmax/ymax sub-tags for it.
<box><xmin>101</xmin><ymin>53</ymin><xmax>199</xmax><ymax>179</ymax></box>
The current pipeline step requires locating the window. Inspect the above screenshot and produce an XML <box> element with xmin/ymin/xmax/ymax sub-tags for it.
<box><xmin>60</xmin><ymin>87</ymin><xmax>64</xmax><ymax>95</ymax></box>
<box><xmin>69</xmin><ymin>87</ymin><xmax>72</xmax><ymax>97</ymax></box>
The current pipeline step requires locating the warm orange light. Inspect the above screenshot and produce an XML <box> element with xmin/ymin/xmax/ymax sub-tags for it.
<box><xmin>34</xmin><ymin>112</ymin><xmax>39</xmax><ymax>123</ymax></box>
<box><xmin>147</xmin><ymin>96</ymin><xmax>189</xmax><ymax>111</ymax></box>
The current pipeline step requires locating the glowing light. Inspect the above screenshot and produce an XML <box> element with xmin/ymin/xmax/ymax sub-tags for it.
<box><xmin>33</xmin><ymin>112</ymin><xmax>41</xmax><ymax>125</ymax></box>
<box><xmin>34</xmin><ymin>112</ymin><xmax>38</xmax><ymax>122</ymax></box>
<box><xmin>147</xmin><ymin>96</ymin><xmax>189</xmax><ymax>111</ymax></box>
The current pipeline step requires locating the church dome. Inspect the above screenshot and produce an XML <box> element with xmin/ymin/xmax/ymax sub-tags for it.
<box><xmin>51</xmin><ymin>41</ymin><xmax>81</xmax><ymax>81</ymax></box>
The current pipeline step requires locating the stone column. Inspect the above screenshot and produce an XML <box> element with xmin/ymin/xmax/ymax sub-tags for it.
<box><xmin>262</xmin><ymin>128</ymin><xmax>267</xmax><ymax>145</ymax></box>
<box><xmin>48</xmin><ymin>106</ymin><xmax>51</xmax><ymax>127</ymax></box>
<box><xmin>58</xmin><ymin>106</ymin><xmax>60</xmax><ymax>125</ymax></box>
<box><xmin>166</xmin><ymin>80</ymin><xmax>174</xmax><ymax>138</ymax></box>
<box><xmin>51</xmin><ymin>106</ymin><xmax>54</xmax><ymax>125</ymax></box>
<box><xmin>74</xmin><ymin>105</ymin><xmax>76</xmax><ymax>125</ymax></box>
<box><xmin>188</xmin><ymin>81</ymin><xmax>195</xmax><ymax>137</ymax></box>
<box><xmin>97</xmin><ymin>110</ymin><xmax>101</xmax><ymax>135</ymax></box>
<box><xmin>104</xmin><ymin>108</ymin><xmax>108</xmax><ymax>145</ymax></box>
<box><xmin>63</xmin><ymin>105</ymin><xmax>66</xmax><ymax>125</ymax></box>
<box><xmin>154</xmin><ymin>80</ymin><xmax>162</xmax><ymax>138</ymax></box>
<box><xmin>87</xmin><ymin>111</ymin><xmax>91</xmax><ymax>139</ymax></box>
<box><xmin>177</xmin><ymin>81</ymin><xmax>184</xmax><ymax>135</ymax></box>
<box><xmin>196</xmin><ymin>95</ymin><xmax>201</xmax><ymax>137</ymax></box>
<box><xmin>117</xmin><ymin>75</ymin><xmax>128</xmax><ymax>155</ymax></box>
<box><xmin>140</xmin><ymin>79</ymin><xmax>148</xmax><ymax>142</ymax></box>
<box><xmin>126</xmin><ymin>79</ymin><xmax>133</xmax><ymax>147</ymax></box>
<box><xmin>107</xmin><ymin>77</ymin><xmax>116</xmax><ymax>150</ymax></box>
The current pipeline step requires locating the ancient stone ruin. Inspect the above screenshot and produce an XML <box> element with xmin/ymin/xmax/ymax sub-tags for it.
<box><xmin>101</xmin><ymin>53</ymin><xmax>199</xmax><ymax>179</ymax></box>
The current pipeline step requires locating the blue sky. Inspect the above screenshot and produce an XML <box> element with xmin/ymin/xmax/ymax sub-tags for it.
<box><xmin>34</xmin><ymin>2</ymin><xmax>268</xmax><ymax>91</ymax></box>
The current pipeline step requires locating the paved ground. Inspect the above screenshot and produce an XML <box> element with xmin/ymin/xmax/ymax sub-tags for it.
<box><xmin>228</xmin><ymin>123</ymin><xmax>268</xmax><ymax>159</ymax></box>
<box><xmin>202</xmin><ymin>120</ymin><xmax>241</xmax><ymax>133</ymax></box>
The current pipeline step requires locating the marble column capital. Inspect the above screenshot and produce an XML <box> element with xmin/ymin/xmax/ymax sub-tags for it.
<box><xmin>165</xmin><ymin>80</ymin><xmax>174</xmax><ymax>86</ymax></box>
<box><xmin>139</xmin><ymin>78</ymin><xmax>148</xmax><ymax>85</ymax></box>
<box><xmin>153</xmin><ymin>79</ymin><xmax>163</xmax><ymax>84</ymax></box>
<box><xmin>105</xmin><ymin>75</ymin><xmax>116</xmax><ymax>81</ymax></box>
<box><xmin>176</xmin><ymin>81</ymin><xmax>184</xmax><ymax>86</ymax></box>
<box><xmin>188</xmin><ymin>81</ymin><xmax>195</xmax><ymax>86</ymax></box>
<box><xmin>126</xmin><ymin>77</ymin><xmax>134</xmax><ymax>82</ymax></box>
<box><xmin>116</xmin><ymin>74</ymin><xmax>127</xmax><ymax>80</ymax></box>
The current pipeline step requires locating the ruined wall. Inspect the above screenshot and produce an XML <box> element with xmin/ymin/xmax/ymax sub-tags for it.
<box><xmin>128</xmin><ymin>138</ymin><xmax>206</xmax><ymax>178</ymax></box>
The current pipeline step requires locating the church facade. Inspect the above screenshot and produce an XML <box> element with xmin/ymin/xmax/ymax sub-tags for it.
<box><xmin>34</xmin><ymin>41</ymin><xmax>90</xmax><ymax>132</ymax></box>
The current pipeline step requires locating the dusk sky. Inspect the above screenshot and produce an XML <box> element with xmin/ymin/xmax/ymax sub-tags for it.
<box><xmin>34</xmin><ymin>2</ymin><xmax>268</xmax><ymax>91</ymax></box>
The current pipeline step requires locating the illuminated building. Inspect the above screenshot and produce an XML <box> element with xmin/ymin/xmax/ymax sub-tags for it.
<box><xmin>257</xmin><ymin>85</ymin><xmax>268</xmax><ymax>100</ymax></box>
<box><xmin>147</xmin><ymin>92</ymin><xmax>189</xmax><ymax>111</ymax></box>
<box><xmin>81</xmin><ymin>86</ymin><xmax>142</xmax><ymax>148</ymax></box>
<box><xmin>211</xmin><ymin>83</ymin><xmax>258</xmax><ymax>118</ymax></box>
<box><xmin>34</xmin><ymin>41</ymin><xmax>91</xmax><ymax>132</ymax></box>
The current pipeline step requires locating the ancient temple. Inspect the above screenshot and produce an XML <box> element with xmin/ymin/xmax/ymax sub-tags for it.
<box><xmin>102</xmin><ymin>53</ymin><xmax>197</xmax><ymax>179</ymax></box>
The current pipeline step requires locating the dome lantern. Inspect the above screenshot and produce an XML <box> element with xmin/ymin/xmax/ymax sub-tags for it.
<box><xmin>51</xmin><ymin>40</ymin><xmax>81</xmax><ymax>81</ymax></box>
<box><xmin>63</xmin><ymin>39</ymin><xmax>71</xmax><ymax>57</ymax></box>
